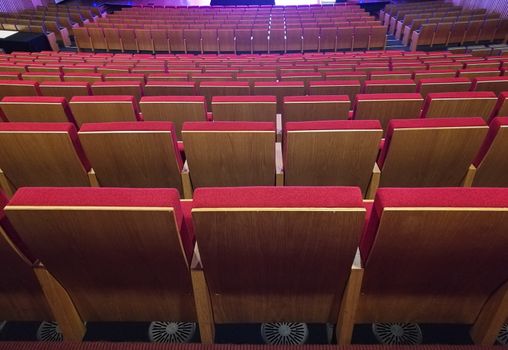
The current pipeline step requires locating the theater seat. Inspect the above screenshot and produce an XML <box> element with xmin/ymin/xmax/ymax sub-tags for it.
<box><xmin>182</xmin><ymin>122</ymin><xmax>276</xmax><ymax>189</ymax></box>
<box><xmin>39</xmin><ymin>81</ymin><xmax>92</xmax><ymax>100</ymax></box>
<box><xmin>282</xmin><ymin>95</ymin><xmax>350</xmax><ymax>123</ymax></box>
<box><xmin>0</xmin><ymin>80</ymin><xmax>41</xmax><ymax>99</ymax></box>
<box><xmin>417</xmin><ymin>77</ymin><xmax>472</xmax><ymax>98</ymax></box>
<box><xmin>471</xmin><ymin>117</ymin><xmax>508</xmax><ymax>187</ymax></box>
<box><xmin>0</xmin><ymin>96</ymin><xmax>75</xmax><ymax>123</ymax></box>
<box><xmin>357</xmin><ymin>187</ymin><xmax>508</xmax><ymax>345</ymax></box>
<box><xmin>140</xmin><ymin>96</ymin><xmax>207</xmax><ymax>140</ymax></box>
<box><xmin>91</xmin><ymin>81</ymin><xmax>144</xmax><ymax>101</ymax></box>
<box><xmin>79</xmin><ymin>122</ymin><xmax>189</xmax><ymax>196</ymax></box>
<box><xmin>283</xmin><ymin>120</ymin><xmax>382</xmax><ymax>196</ymax></box>
<box><xmin>69</xmin><ymin>95</ymin><xmax>140</xmax><ymax>127</ymax></box>
<box><xmin>191</xmin><ymin>186</ymin><xmax>365</xmax><ymax>344</ymax></box>
<box><xmin>308</xmin><ymin>80</ymin><xmax>362</xmax><ymax>101</ymax></box>
<box><xmin>5</xmin><ymin>187</ymin><xmax>196</xmax><ymax>330</ymax></box>
<box><xmin>376</xmin><ymin>118</ymin><xmax>488</xmax><ymax>189</ymax></box>
<box><xmin>254</xmin><ymin>81</ymin><xmax>305</xmax><ymax>113</ymax></box>
<box><xmin>363</xmin><ymin>79</ymin><xmax>417</xmax><ymax>94</ymax></box>
<box><xmin>353</xmin><ymin>93</ymin><xmax>424</xmax><ymax>131</ymax></box>
<box><xmin>421</xmin><ymin>91</ymin><xmax>498</xmax><ymax>120</ymax></box>
<box><xmin>144</xmin><ymin>81</ymin><xmax>196</xmax><ymax>96</ymax></box>
<box><xmin>0</xmin><ymin>123</ymin><xmax>92</xmax><ymax>196</ymax></box>
<box><xmin>211</xmin><ymin>96</ymin><xmax>276</xmax><ymax>122</ymax></box>
<box><xmin>471</xmin><ymin>76</ymin><xmax>508</xmax><ymax>95</ymax></box>
<box><xmin>198</xmin><ymin>81</ymin><xmax>250</xmax><ymax>110</ymax></box>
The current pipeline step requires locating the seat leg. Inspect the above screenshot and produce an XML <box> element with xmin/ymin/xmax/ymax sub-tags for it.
<box><xmin>191</xmin><ymin>268</ymin><xmax>215</xmax><ymax>344</ymax></box>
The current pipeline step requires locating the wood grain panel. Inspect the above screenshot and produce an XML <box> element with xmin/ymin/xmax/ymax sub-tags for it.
<box><xmin>0</xmin><ymin>132</ymin><xmax>90</xmax><ymax>190</ymax></box>
<box><xmin>380</xmin><ymin>126</ymin><xmax>488</xmax><ymax>187</ymax></box>
<box><xmin>78</xmin><ymin>131</ymin><xmax>184</xmax><ymax>194</ymax></box>
<box><xmin>472</xmin><ymin>125</ymin><xmax>508</xmax><ymax>187</ymax></box>
<box><xmin>198</xmin><ymin>85</ymin><xmax>250</xmax><ymax>110</ymax></box>
<box><xmin>140</xmin><ymin>101</ymin><xmax>206</xmax><ymax>140</ymax></box>
<box><xmin>193</xmin><ymin>209</ymin><xmax>364</xmax><ymax>323</ymax></box>
<box><xmin>283</xmin><ymin>100</ymin><xmax>350</xmax><ymax>123</ymax></box>
<box><xmin>419</xmin><ymin>81</ymin><xmax>472</xmax><ymax>98</ymax></box>
<box><xmin>5</xmin><ymin>207</ymin><xmax>196</xmax><ymax>322</ymax></box>
<box><xmin>183</xmin><ymin>131</ymin><xmax>275</xmax><ymax>188</ymax></box>
<box><xmin>211</xmin><ymin>101</ymin><xmax>276</xmax><ymax>122</ymax></box>
<box><xmin>91</xmin><ymin>85</ymin><xmax>143</xmax><ymax>101</ymax></box>
<box><xmin>0</xmin><ymin>102</ymin><xmax>69</xmax><ymax>123</ymax></box>
<box><xmin>254</xmin><ymin>84</ymin><xmax>305</xmax><ymax>113</ymax></box>
<box><xmin>70</xmin><ymin>100</ymin><xmax>138</xmax><ymax>127</ymax></box>
<box><xmin>284</xmin><ymin>129</ymin><xmax>382</xmax><ymax>196</ymax></box>
<box><xmin>357</xmin><ymin>209</ymin><xmax>508</xmax><ymax>323</ymax></box>
<box><xmin>354</xmin><ymin>98</ymin><xmax>423</xmax><ymax>131</ymax></box>
<box><xmin>424</xmin><ymin>97</ymin><xmax>498</xmax><ymax>120</ymax></box>
<box><xmin>39</xmin><ymin>85</ymin><xmax>90</xmax><ymax>100</ymax></box>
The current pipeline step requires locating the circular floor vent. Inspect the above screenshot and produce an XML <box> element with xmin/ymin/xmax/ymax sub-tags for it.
<box><xmin>37</xmin><ymin>321</ymin><xmax>63</xmax><ymax>342</ymax></box>
<box><xmin>372</xmin><ymin>323</ymin><xmax>423</xmax><ymax>345</ymax></box>
<box><xmin>261</xmin><ymin>322</ymin><xmax>309</xmax><ymax>345</ymax></box>
<box><xmin>497</xmin><ymin>323</ymin><xmax>508</xmax><ymax>345</ymax></box>
<box><xmin>148</xmin><ymin>321</ymin><xmax>196</xmax><ymax>343</ymax></box>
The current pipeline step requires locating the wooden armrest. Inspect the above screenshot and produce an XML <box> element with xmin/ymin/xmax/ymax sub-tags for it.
<box><xmin>0</xmin><ymin>168</ymin><xmax>14</xmax><ymax>198</ymax></box>
<box><xmin>366</xmin><ymin>162</ymin><xmax>381</xmax><ymax>199</ymax></box>
<box><xmin>181</xmin><ymin>160</ymin><xmax>193</xmax><ymax>199</ymax></box>
<box><xmin>462</xmin><ymin>164</ymin><xmax>476</xmax><ymax>187</ymax></box>
<box><xmin>275</xmin><ymin>142</ymin><xmax>284</xmax><ymax>186</ymax></box>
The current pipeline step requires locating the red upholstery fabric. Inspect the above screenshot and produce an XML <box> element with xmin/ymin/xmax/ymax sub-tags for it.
<box><xmin>0</xmin><ymin>122</ymin><xmax>91</xmax><ymax>171</ymax></box>
<box><xmin>359</xmin><ymin>187</ymin><xmax>508</xmax><ymax>263</ymax></box>
<box><xmin>80</xmin><ymin>121</ymin><xmax>183</xmax><ymax>170</ymax></box>
<box><xmin>283</xmin><ymin>95</ymin><xmax>350</xmax><ymax>102</ymax></box>
<box><xmin>193</xmin><ymin>186</ymin><xmax>363</xmax><ymax>208</ymax></box>
<box><xmin>285</xmin><ymin>120</ymin><xmax>382</xmax><ymax>131</ymax></box>
<box><xmin>140</xmin><ymin>96</ymin><xmax>205</xmax><ymax>103</ymax></box>
<box><xmin>255</xmin><ymin>81</ymin><xmax>305</xmax><ymax>87</ymax></box>
<box><xmin>182</xmin><ymin>121</ymin><xmax>275</xmax><ymax>132</ymax></box>
<box><xmin>1</xmin><ymin>96</ymin><xmax>66</xmax><ymax>104</ymax></box>
<box><xmin>377</xmin><ymin>117</ymin><xmax>487</xmax><ymax>169</ymax></box>
<box><xmin>363</xmin><ymin>79</ymin><xmax>415</xmax><ymax>85</ymax></box>
<box><xmin>472</xmin><ymin>117</ymin><xmax>508</xmax><ymax>167</ymax></box>
<box><xmin>65</xmin><ymin>73</ymin><xmax>103</xmax><ymax>79</ymax></box>
<box><xmin>0</xmin><ymin>80</ymin><xmax>40</xmax><ymax>87</ymax></box>
<box><xmin>310</xmin><ymin>80</ymin><xmax>361</xmax><ymax>86</ymax></box>
<box><xmin>71</xmin><ymin>95</ymin><xmax>136</xmax><ymax>103</ymax></box>
<box><xmin>199</xmin><ymin>81</ymin><xmax>249</xmax><ymax>87</ymax></box>
<box><xmin>212</xmin><ymin>96</ymin><xmax>276</xmax><ymax>103</ymax></box>
<box><xmin>93</xmin><ymin>81</ymin><xmax>142</xmax><ymax>87</ymax></box>
<box><xmin>9</xmin><ymin>187</ymin><xmax>194</xmax><ymax>263</ymax></box>
<box><xmin>180</xmin><ymin>199</ymin><xmax>194</xmax><ymax>261</ymax></box>
<box><xmin>0</xmin><ymin>190</ymin><xmax>7</xmax><ymax>221</ymax></box>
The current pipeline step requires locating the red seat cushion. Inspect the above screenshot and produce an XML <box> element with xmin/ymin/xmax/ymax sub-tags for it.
<box><xmin>378</xmin><ymin>117</ymin><xmax>486</xmax><ymax>169</ymax></box>
<box><xmin>182</xmin><ymin>121</ymin><xmax>275</xmax><ymax>132</ymax></box>
<box><xmin>193</xmin><ymin>186</ymin><xmax>363</xmax><ymax>208</ymax></box>
<box><xmin>359</xmin><ymin>187</ymin><xmax>508</xmax><ymax>264</ymax></box>
<box><xmin>0</xmin><ymin>122</ymin><xmax>91</xmax><ymax>171</ymax></box>
<box><xmin>79</xmin><ymin>121</ymin><xmax>183</xmax><ymax>170</ymax></box>
<box><xmin>472</xmin><ymin>117</ymin><xmax>508</xmax><ymax>167</ymax></box>
<box><xmin>8</xmin><ymin>187</ymin><xmax>194</xmax><ymax>263</ymax></box>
